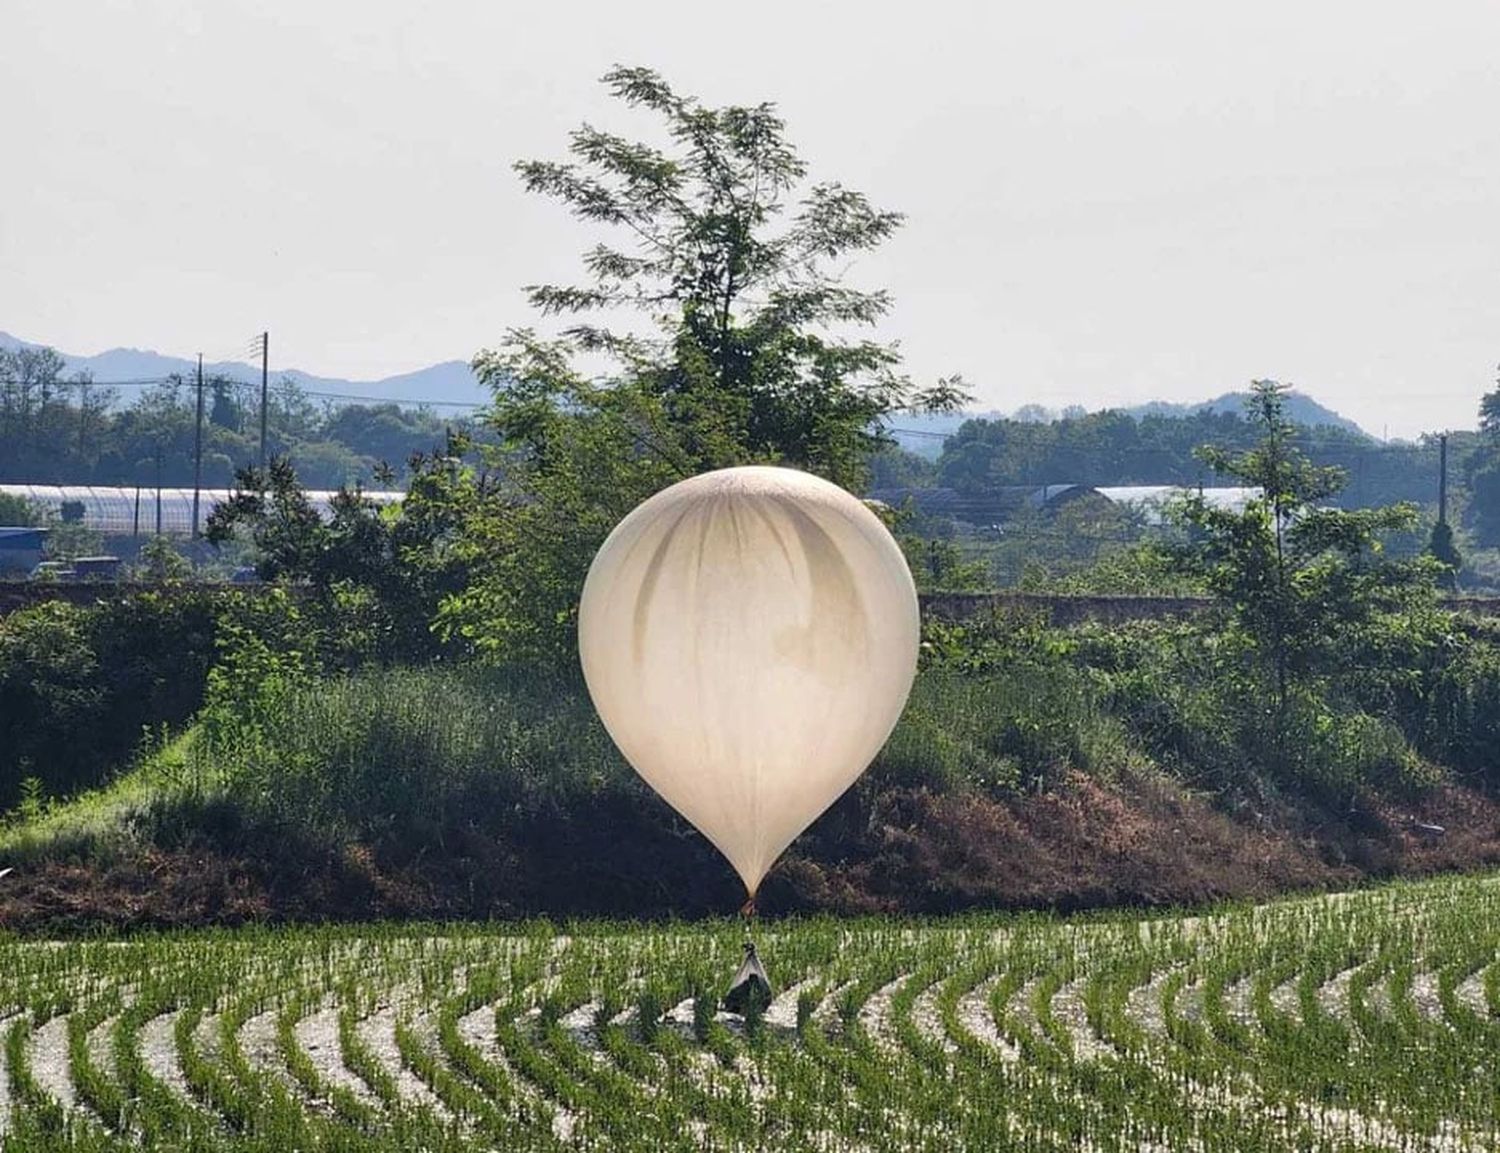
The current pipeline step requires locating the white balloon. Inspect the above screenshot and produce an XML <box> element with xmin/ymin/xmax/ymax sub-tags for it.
<box><xmin>578</xmin><ymin>465</ymin><xmax>920</xmax><ymax>897</ymax></box>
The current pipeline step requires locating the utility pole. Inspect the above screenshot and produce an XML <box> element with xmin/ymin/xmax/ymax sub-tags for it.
<box><xmin>1438</xmin><ymin>433</ymin><xmax>1449</xmax><ymax>526</ymax></box>
<box><xmin>154</xmin><ymin>444</ymin><xmax>163</xmax><ymax>536</ymax></box>
<box><xmin>258</xmin><ymin>331</ymin><xmax>269</xmax><ymax>471</ymax></box>
<box><xmin>192</xmin><ymin>353</ymin><xmax>205</xmax><ymax>539</ymax></box>
<box><xmin>76</xmin><ymin>375</ymin><xmax>89</xmax><ymax>456</ymax></box>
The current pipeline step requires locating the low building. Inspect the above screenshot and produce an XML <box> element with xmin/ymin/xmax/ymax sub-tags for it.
<box><xmin>867</xmin><ymin>484</ymin><xmax>1091</xmax><ymax>524</ymax></box>
<box><xmin>0</xmin><ymin>527</ymin><xmax>48</xmax><ymax>574</ymax></box>
<box><xmin>73</xmin><ymin>555</ymin><xmax>122</xmax><ymax>580</ymax></box>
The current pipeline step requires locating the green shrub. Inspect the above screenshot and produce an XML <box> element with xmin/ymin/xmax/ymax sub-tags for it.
<box><xmin>0</xmin><ymin>594</ymin><xmax>219</xmax><ymax>807</ymax></box>
<box><xmin>880</xmin><ymin>660</ymin><xmax>1131</xmax><ymax>796</ymax></box>
<box><xmin>1414</xmin><ymin>635</ymin><xmax>1500</xmax><ymax>778</ymax></box>
<box><xmin>0</xmin><ymin>580</ymin><xmax>449</xmax><ymax>814</ymax></box>
<box><xmin>0</xmin><ymin>491</ymin><xmax>40</xmax><ymax>525</ymax></box>
<box><xmin>1301</xmin><ymin>708</ymin><xmax>1434</xmax><ymax>797</ymax></box>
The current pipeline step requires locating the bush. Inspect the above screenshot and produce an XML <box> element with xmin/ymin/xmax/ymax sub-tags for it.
<box><xmin>0</xmin><ymin>492</ymin><xmax>40</xmax><ymax>526</ymax></box>
<box><xmin>1298</xmin><ymin>707</ymin><xmax>1434</xmax><ymax>797</ymax></box>
<box><xmin>876</xmin><ymin>672</ymin><xmax>1022</xmax><ymax>794</ymax></box>
<box><xmin>1101</xmin><ymin>644</ymin><xmax>1251</xmax><ymax>792</ymax></box>
<box><xmin>0</xmin><ymin>568</ymin><xmax>470</xmax><ymax>815</ymax></box>
<box><xmin>0</xmin><ymin>594</ymin><xmax>219</xmax><ymax>807</ymax></box>
<box><xmin>1414</xmin><ymin>634</ymin><xmax>1500</xmax><ymax>779</ymax></box>
<box><xmin>882</xmin><ymin>653</ymin><xmax>1133</xmax><ymax>797</ymax></box>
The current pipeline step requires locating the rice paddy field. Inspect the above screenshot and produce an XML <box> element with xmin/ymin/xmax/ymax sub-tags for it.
<box><xmin>3</xmin><ymin>873</ymin><xmax>1500</xmax><ymax>1152</ymax></box>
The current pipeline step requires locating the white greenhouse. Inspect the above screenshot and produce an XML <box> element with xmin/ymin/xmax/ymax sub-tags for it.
<box><xmin>0</xmin><ymin>485</ymin><xmax>402</xmax><ymax>537</ymax></box>
<box><xmin>1094</xmin><ymin>485</ymin><xmax>1260</xmax><ymax>525</ymax></box>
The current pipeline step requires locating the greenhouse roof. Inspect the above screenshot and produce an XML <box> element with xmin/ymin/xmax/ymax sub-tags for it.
<box><xmin>0</xmin><ymin>484</ymin><xmax>402</xmax><ymax>536</ymax></box>
<box><xmin>1095</xmin><ymin>485</ymin><xmax>1260</xmax><ymax>524</ymax></box>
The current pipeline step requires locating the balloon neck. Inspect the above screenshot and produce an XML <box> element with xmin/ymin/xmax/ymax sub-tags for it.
<box><xmin>739</xmin><ymin>894</ymin><xmax>758</xmax><ymax>920</ymax></box>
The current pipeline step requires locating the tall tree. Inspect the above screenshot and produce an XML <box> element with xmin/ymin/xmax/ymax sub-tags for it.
<box><xmin>450</xmin><ymin>67</ymin><xmax>967</xmax><ymax>662</ymax></box>
<box><xmin>1465</xmin><ymin>365</ymin><xmax>1500</xmax><ymax>546</ymax></box>
<box><xmin>483</xmin><ymin>66</ymin><xmax>966</xmax><ymax>489</ymax></box>
<box><xmin>1478</xmin><ymin>363</ymin><xmax>1500</xmax><ymax>439</ymax></box>
<box><xmin>0</xmin><ymin>347</ymin><xmax>68</xmax><ymax>472</ymax></box>
<box><xmin>1175</xmin><ymin>381</ymin><xmax>1432</xmax><ymax>757</ymax></box>
<box><xmin>0</xmin><ymin>346</ymin><xmax>66</xmax><ymax>426</ymax></box>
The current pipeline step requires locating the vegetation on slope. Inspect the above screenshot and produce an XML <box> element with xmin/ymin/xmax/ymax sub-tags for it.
<box><xmin>6</xmin><ymin>591</ymin><xmax>1500</xmax><ymax>928</ymax></box>
<box><xmin>4</xmin><ymin>71</ymin><xmax>1500</xmax><ymax>929</ymax></box>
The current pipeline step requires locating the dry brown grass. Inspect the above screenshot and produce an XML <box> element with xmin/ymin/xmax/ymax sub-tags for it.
<box><xmin>6</xmin><ymin>773</ymin><xmax>1500</xmax><ymax>933</ymax></box>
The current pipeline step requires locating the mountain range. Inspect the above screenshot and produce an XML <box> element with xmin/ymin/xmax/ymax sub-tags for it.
<box><xmin>3</xmin><ymin>331</ymin><xmax>1369</xmax><ymax>441</ymax></box>
<box><xmin>1123</xmin><ymin>392</ymin><xmax>1365</xmax><ymax>435</ymax></box>
<box><xmin>0</xmin><ymin>331</ymin><xmax>491</xmax><ymax>410</ymax></box>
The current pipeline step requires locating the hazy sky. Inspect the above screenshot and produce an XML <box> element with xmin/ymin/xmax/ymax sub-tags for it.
<box><xmin>4</xmin><ymin>1</ymin><xmax>1497</xmax><ymax>438</ymax></box>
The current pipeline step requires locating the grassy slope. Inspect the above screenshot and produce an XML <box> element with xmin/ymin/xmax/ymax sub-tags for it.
<box><xmin>4</xmin><ymin>661</ymin><xmax>1500</xmax><ymax>931</ymax></box>
<box><xmin>0</xmin><ymin>732</ymin><xmax>208</xmax><ymax>866</ymax></box>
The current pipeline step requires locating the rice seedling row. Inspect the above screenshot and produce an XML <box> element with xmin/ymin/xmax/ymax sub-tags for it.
<box><xmin>3</xmin><ymin>872</ymin><xmax>1499</xmax><ymax>1150</ymax></box>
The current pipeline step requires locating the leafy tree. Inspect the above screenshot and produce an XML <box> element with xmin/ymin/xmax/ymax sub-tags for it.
<box><xmin>207</xmin><ymin>449</ymin><xmax>477</xmax><ymax>662</ymax></box>
<box><xmin>209</xmin><ymin>376</ymin><xmax>244</xmax><ymax>430</ymax></box>
<box><xmin>1012</xmin><ymin>403</ymin><xmax>1054</xmax><ymax>424</ymax></box>
<box><xmin>0</xmin><ymin>492</ymin><xmax>39</xmax><ymax>526</ymax></box>
<box><xmin>452</xmin><ymin>66</ymin><xmax>967</xmax><ymax>661</ymax></box>
<box><xmin>136</xmin><ymin>534</ymin><xmax>193</xmax><ymax>582</ymax></box>
<box><xmin>320</xmin><ymin>404</ymin><xmax>453</xmax><ymax>478</ymax></box>
<box><xmin>0</xmin><ymin>347</ymin><xmax>116</xmax><ymax>479</ymax></box>
<box><xmin>0</xmin><ymin>346</ymin><xmax>67</xmax><ymax>430</ymax></box>
<box><xmin>500</xmin><ymin>66</ymin><xmax>965</xmax><ymax>481</ymax></box>
<box><xmin>868</xmin><ymin>445</ymin><xmax>937</xmax><ymax>490</ymax></box>
<box><xmin>268</xmin><ymin>375</ymin><xmax>323</xmax><ymax>447</ymax></box>
<box><xmin>1467</xmin><ymin>465</ymin><xmax>1500</xmax><ymax>548</ymax></box>
<box><xmin>1465</xmin><ymin>367</ymin><xmax>1500</xmax><ymax>547</ymax></box>
<box><xmin>1173</xmin><ymin>381</ymin><xmax>1434</xmax><ymax>779</ymax></box>
<box><xmin>0</xmin><ymin>594</ymin><xmax>220</xmax><ymax>806</ymax></box>
<box><xmin>1478</xmin><ymin>364</ymin><xmax>1500</xmax><ymax>438</ymax></box>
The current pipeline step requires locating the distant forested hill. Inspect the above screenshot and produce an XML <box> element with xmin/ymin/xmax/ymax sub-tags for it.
<box><xmin>0</xmin><ymin>330</ymin><xmax>488</xmax><ymax>409</ymax></box>
<box><xmin>1123</xmin><ymin>390</ymin><xmax>1367</xmax><ymax>436</ymax></box>
<box><xmin>876</xmin><ymin>407</ymin><xmax>1454</xmax><ymax>515</ymax></box>
<box><xmin>885</xmin><ymin>389</ymin><xmax>1368</xmax><ymax>461</ymax></box>
<box><xmin>0</xmin><ymin>339</ymin><xmax>483</xmax><ymax>490</ymax></box>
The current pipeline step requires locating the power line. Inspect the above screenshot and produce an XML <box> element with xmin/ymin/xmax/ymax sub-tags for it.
<box><xmin>292</xmin><ymin>388</ymin><xmax>484</xmax><ymax>410</ymax></box>
<box><xmin>0</xmin><ymin>377</ymin><xmax>488</xmax><ymax>410</ymax></box>
<box><xmin>0</xmin><ymin>376</ymin><xmax>183</xmax><ymax>388</ymax></box>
